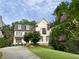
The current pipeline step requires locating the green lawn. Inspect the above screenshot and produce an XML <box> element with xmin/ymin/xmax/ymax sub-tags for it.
<box><xmin>29</xmin><ymin>47</ymin><xmax>79</xmax><ymax>59</ymax></box>
<box><xmin>0</xmin><ymin>52</ymin><xmax>2</xmax><ymax>59</ymax></box>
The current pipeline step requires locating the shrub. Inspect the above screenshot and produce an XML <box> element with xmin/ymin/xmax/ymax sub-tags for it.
<box><xmin>24</xmin><ymin>31</ymin><xmax>41</xmax><ymax>45</ymax></box>
<box><xmin>31</xmin><ymin>31</ymin><xmax>41</xmax><ymax>45</ymax></box>
<box><xmin>0</xmin><ymin>38</ymin><xmax>10</xmax><ymax>48</ymax></box>
<box><xmin>65</xmin><ymin>39</ymin><xmax>79</xmax><ymax>54</ymax></box>
<box><xmin>24</xmin><ymin>32</ymin><xmax>32</xmax><ymax>43</ymax></box>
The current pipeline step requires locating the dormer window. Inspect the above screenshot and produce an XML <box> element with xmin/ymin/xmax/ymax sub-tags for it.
<box><xmin>18</xmin><ymin>25</ymin><xmax>21</xmax><ymax>30</ymax></box>
<box><xmin>26</xmin><ymin>25</ymin><xmax>30</xmax><ymax>30</ymax></box>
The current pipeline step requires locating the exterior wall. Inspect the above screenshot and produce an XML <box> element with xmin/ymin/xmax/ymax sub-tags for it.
<box><xmin>35</xmin><ymin>19</ymin><xmax>51</xmax><ymax>44</ymax></box>
<box><xmin>13</xmin><ymin>31</ymin><xmax>30</xmax><ymax>45</ymax></box>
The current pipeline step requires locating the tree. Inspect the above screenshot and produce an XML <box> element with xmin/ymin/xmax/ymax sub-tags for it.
<box><xmin>31</xmin><ymin>31</ymin><xmax>41</xmax><ymax>45</ymax></box>
<box><xmin>24</xmin><ymin>31</ymin><xmax>41</xmax><ymax>45</ymax></box>
<box><xmin>2</xmin><ymin>25</ymin><xmax>13</xmax><ymax>46</ymax></box>
<box><xmin>24</xmin><ymin>32</ymin><xmax>32</xmax><ymax>44</ymax></box>
<box><xmin>12</xmin><ymin>19</ymin><xmax>36</xmax><ymax>26</ymax></box>
<box><xmin>2</xmin><ymin>25</ymin><xmax>13</xmax><ymax>39</ymax></box>
<box><xmin>49</xmin><ymin>0</ymin><xmax>79</xmax><ymax>54</ymax></box>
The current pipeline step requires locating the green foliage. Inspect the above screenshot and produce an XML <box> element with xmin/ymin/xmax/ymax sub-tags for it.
<box><xmin>54</xmin><ymin>1</ymin><xmax>69</xmax><ymax>19</ymax></box>
<box><xmin>2</xmin><ymin>25</ymin><xmax>13</xmax><ymax>40</ymax></box>
<box><xmin>65</xmin><ymin>39</ymin><xmax>79</xmax><ymax>54</ymax></box>
<box><xmin>0</xmin><ymin>38</ymin><xmax>10</xmax><ymax>48</ymax></box>
<box><xmin>2</xmin><ymin>25</ymin><xmax>13</xmax><ymax>46</ymax></box>
<box><xmin>24</xmin><ymin>31</ymin><xmax>41</xmax><ymax>45</ymax></box>
<box><xmin>50</xmin><ymin>0</ymin><xmax>79</xmax><ymax>54</ymax></box>
<box><xmin>50</xmin><ymin>19</ymin><xmax>79</xmax><ymax>53</ymax></box>
<box><xmin>31</xmin><ymin>31</ymin><xmax>41</xmax><ymax>45</ymax></box>
<box><xmin>54</xmin><ymin>0</ymin><xmax>79</xmax><ymax>20</ymax></box>
<box><xmin>24</xmin><ymin>32</ymin><xmax>32</xmax><ymax>43</ymax></box>
<box><xmin>12</xmin><ymin>19</ymin><xmax>36</xmax><ymax>26</ymax></box>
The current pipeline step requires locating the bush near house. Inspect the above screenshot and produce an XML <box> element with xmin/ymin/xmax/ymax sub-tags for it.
<box><xmin>24</xmin><ymin>32</ymin><xmax>33</xmax><ymax>44</ymax></box>
<box><xmin>24</xmin><ymin>31</ymin><xmax>41</xmax><ymax>45</ymax></box>
<box><xmin>31</xmin><ymin>31</ymin><xmax>41</xmax><ymax>45</ymax></box>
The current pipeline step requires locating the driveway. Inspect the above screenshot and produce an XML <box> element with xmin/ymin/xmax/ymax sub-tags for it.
<box><xmin>0</xmin><ymin>46</ymin><xmax>40</xmax><ymax>59</ymax></box>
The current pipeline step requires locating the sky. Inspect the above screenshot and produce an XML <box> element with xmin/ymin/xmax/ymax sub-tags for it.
<box><xmin>0</xmin><ymin>0</ymin><xmax>70</xmax><ymax>24</ymax></box>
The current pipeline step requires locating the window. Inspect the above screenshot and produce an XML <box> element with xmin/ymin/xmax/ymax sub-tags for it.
<box><xmin>42</xmin><ymin>28</ymin><xmax>46</xmax><ymax>34</ymax></box>
<box><xmin>26</xmin><ymin>25</ymin><xmax>30</xmax><ymax>30</ymax></box>
<box><xmin>18</xmin><ymin>25</ymin><xmax>21</xmax><ymax>30</ymax></box>
<box><xmin>16</xmin><ymin>31</ymin><xmax>22</xmax><ymax>37</ymax></box>
<box><xmin>40</xmin><ymin>36</ymin><xmax>43</xmax><ymax>42</ymax></box>
<box><xmin>46</xmin><ymin>36</ymin><xmax>49</xmax><ymax>42</ymax></box>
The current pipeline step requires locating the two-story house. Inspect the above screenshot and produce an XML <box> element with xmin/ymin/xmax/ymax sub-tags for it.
<box><xmin>13</xmin><ymin>25</ymin><xmax>33</xmax><ymax>45</ymax></box>
<box><xmin>13</xmin><ymin>19</ymin><xmax>51</xmax><ymax>45</ymax></box>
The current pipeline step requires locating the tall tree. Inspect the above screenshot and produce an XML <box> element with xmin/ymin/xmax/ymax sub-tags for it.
<box><xmin>2</xmin><ymin>25</ymin><xmax>13</xmax><ymax>45</ymax></box>
<box><xmin>50</xmin><ymin>0</ymin><xmax>79</xmax><ymax>54</ymax></box>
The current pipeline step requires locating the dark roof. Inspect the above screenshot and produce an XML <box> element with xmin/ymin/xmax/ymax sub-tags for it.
<box><xmin>14</xmin><ymin>25</ymin><xmax>33</xmax><ymax>31</ymax></box>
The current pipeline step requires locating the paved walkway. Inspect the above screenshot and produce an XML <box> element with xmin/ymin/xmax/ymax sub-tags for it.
<box><xmin>0</xmin><ymin>46</ymin><xmax>40</xmax><ymax>59</ymax></box>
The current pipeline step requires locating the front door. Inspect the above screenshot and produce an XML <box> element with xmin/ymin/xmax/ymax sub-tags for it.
<box><xmin>16</xmin><ymin>37</ymin><xmax>23</xmax><ymax>45</ymax></box>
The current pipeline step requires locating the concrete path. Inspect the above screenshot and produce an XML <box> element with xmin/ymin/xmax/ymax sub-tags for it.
<box><xmin>0</xmin><ymin>46</ymin><xmax>40</xmax><ymax>59</ymax></box>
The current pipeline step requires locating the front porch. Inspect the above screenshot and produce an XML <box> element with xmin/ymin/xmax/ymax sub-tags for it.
<box><xmin>13</xmin><ymin>37</ymin><xmax>26</xmax><ymax>45</ymax></box>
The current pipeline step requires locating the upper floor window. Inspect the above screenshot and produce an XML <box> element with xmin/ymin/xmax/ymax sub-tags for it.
<box><xmin>42</xmin><ymin>28</ymin><xmax>46</xmax><ymax>34</ymax></box>
<box><xmin>26</xmin><ymin>25</ymin><xmax>30</xmax><ymax>30</ymax></box>
<box><xmin>16</xmin><ymin>31</ymin><xmax>22</xmax><ymax>36</ymax></box>
<box><xmin>18</xmin><ymin>25</ymin><xmax>21</xmax><ymax>30</ymax></box>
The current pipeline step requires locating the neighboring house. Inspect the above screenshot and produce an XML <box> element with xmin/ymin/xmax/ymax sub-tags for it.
<box><xmin>13</xmin><ymin>19</ymin><xmax>51</xmax><ymax>45</ymax></box>
<box><xmin>0</xmin><ymin>16</ymin><xmax>4</xmax><ymax>38</ymax></box>
<box><xmin>13</xmin><ymin>25</ymin><xmax>33</xmax><ymax>45</ymax></box>
<box><xmin>35</xmin><ymin>19</ymin><xmax>51</xmax><ymax>45</ymax></box>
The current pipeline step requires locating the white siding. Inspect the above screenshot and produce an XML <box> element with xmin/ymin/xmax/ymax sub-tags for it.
<box><xmin>35</xmin><ymin>19</ymin><xmax>51</xmax><ymax>44</ymax></box>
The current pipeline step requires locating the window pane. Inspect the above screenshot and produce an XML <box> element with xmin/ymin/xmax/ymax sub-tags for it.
<box><xmin>46</xmin><ymin>36</ymin><xmax>49</xmax><ymax>42</ymax></box>
<box><xmin>26</xmin><ymin>26</ymin><xmax>30</xmax><ymax>30</ymax></box>
<box><xmin>18</xmin><ymin>25</ymin><xmax>21</xmax><ymax>30</ymax></box>
<box><xmin>16</xmin><ymin>31</ymin><xmax>22</xmax><ymax>37</ymax></box>
<box><xmin>42</xmin><ymin>28</ymin><xmax>46</xmax><ymax>34</ymax></box>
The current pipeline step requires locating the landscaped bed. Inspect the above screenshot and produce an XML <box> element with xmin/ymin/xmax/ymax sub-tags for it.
<box><xmin>29</xmin><ymin>46</ymin><xmax>79</xmax><ymax>59</ymax></box>
<box><xmin>0</xmin><ymin>52</ymin><xmax>2</xmax><ymax>59</ymax></box>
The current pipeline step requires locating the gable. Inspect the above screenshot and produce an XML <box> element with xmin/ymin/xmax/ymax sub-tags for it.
<box><xmin>37</xmin><ymin>19</ymin><xmax>48</xmax><ymax>25</ymax></box>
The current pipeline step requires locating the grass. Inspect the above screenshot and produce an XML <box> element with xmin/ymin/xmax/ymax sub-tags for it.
<box><xmin>0</xmin><ymin>52</ymin><xmax>2</xmax><ymax>59</ymax></box>
<box><xmin>29</xmin><ymin>46</ymin><xmax>79</xmax><ymax>59</ymax></box>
